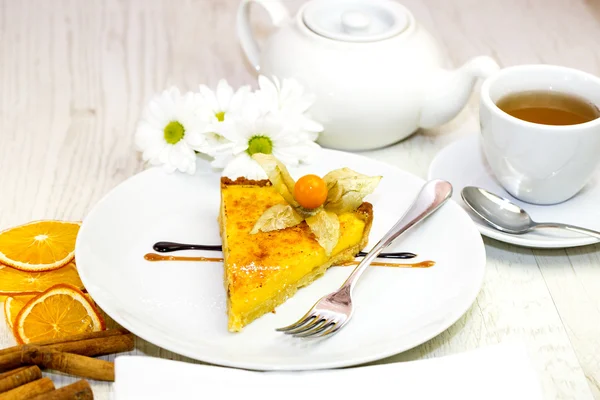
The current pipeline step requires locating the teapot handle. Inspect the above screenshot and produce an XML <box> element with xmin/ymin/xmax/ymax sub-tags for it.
<box><xmin>237</xmin><ymin>0</ymin><xmax>290</xmax><ymax>72</ymax></box>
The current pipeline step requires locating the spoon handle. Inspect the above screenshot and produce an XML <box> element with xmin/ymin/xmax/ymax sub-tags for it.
<box><xmin>534</xmin><ymin>222</ymin><xmax>600</xmax><ymax>240</ymax></box>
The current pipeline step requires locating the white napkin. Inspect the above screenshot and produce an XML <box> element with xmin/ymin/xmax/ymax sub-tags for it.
<box><xmin>113</xmin><ymin>342</ymin><xmax>544</xmax><ymax>400</ymax></box>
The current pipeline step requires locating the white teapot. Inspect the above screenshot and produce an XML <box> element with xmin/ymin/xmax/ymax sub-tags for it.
<box><xmin>237</xmin><ymin>0</ymin><xmax>500</xmax><ymax>150</ymax></box>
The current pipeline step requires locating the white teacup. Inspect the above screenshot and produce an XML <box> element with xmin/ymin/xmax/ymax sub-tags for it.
<box><xmin>479</xmin><ymin>64</ymin><xmax>600</xmax><ymax>205</ymax></box>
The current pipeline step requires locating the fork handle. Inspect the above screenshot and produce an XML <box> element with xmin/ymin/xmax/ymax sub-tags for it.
<box><xmin>341</xmin><ymin>180</ymin><xmax>453</xmax><ymax>294</ymax></box>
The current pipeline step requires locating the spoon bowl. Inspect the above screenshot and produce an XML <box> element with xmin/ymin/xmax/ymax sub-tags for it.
<box><xmin>460</xmin><ymin>187</ymin><xmax>535</xmax><ymax>234</ymax></box>
<box><xmin>461</xmin><ymin>186</ymin><xmax>600</xmax><ymax>240</ymax></box>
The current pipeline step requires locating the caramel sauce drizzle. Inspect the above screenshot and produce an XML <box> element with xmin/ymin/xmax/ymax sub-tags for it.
<box><xmin>144</xmin><ymin>253</ymin><xmax>223</xmax><ymax>262</ymax></box>
<box><xmin>348</xmin><ymin>260</ymin><xmax>435</xmax><ymax>268</ymax></box>
<box><xmin>143</xmin><ymin>253</ymin><xmax>434</xmax><ymax>268</ymax></box>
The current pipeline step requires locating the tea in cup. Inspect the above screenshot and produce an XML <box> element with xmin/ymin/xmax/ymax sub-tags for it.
<box><xmin>479</xmin><ymin>64</ymin><xmax>600</xmax><ymax>205</ymax></box>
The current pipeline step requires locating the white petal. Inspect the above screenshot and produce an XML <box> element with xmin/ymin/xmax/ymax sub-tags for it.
<box><xmin>198</xmin><ymin>84</ymin><xmax>219</xmax><ymax>112</ymax></box>
<box><xmin>161</xmin><ymin>162</ymin><xmax>177</xmax><ymax>174</ymax></box>
<box><xmin>273</xmin><ymin>139</ymin><xmax>321</xmax><ymax>165</ymax></box>
<box><xmin>228</xmin><ymin>85</ymin><xmax>251</xmax><ymax>113</ymax></box>
<box><xmin>185</xmin><ymin>130</ymin><xmax>210</xmax><ymax>152</ymax></box>
<box><xmin>142</xmin><ymin>143</ymin><xmax>166</xmax><ymax>162</ymax></box>
<box><xmin>298</xmin><ymin>130</ymin><xmax>320</xmax><ymax>142</ymax></box>
<box><xmin>216</xmin><ymin>124</ymin><xmax>240</xmax><ymax>145</ymax></box>
<box><xmin>160</xmin><ymin>87</ymin><xmax>180</xmax><ymax>116</ymax></box>
<box><xmin>180</xmin><ymin>91</ymin><xmax>201</xmax><ymax>117</ymax></box>
<box><xmin>182</xmin><ymin>112</ymin><xmax>211</xmax><ymax>137</ymax></box>
<box><xmin>211</xmin><ymin>153</ymin><xmax>235</xmax><ymax>169</ymax></box>
<box><xmin>222</xmin><ymin>153</ymin><xmax>268</xmax><ymax>180</ymax></box>
<box><xmin>270</xmin><ymin>75</ymin><xmax>281</xmax><ymax>91</ymax></box>
<box><xmin>261</xmin><ymin>114</ymin><xmax>285</xmax><ymax>137</ymax></box>
<box><xmin>258</xmin><ymin>75</ymin><xmax>277</xmax><ymax>94</ymax></box>
<box><xmin>256</xmin><ymin>76</ymin><xmax>279</xmax><ymax>114</ymax></box>
<box><xmin>237</xmin><ymin>93</ymin><xmax>263</xmax><ymax>121</ymax></box>
<box><xmin>154</xmin><ymin>142</ymin><xmax>190</xmax><ymax>174</ymax></box>
<box><xmin>165</xmin><ymin>86</ymin><xmax>181</xmax><ymax>98</ymax></box>
<box><xmin>299</xmin><ymin>114</ymin><xmax>324</xmax><ymax>133</ymax></box>
<box><xmin>170</xmin><ymin>142</ymin><xmax>197</xmax><ymax>174</ymax></box>
<box><xmin>148</xmin><ymin>98</ymin><xmax>172</xmax><ymax>125</ymax></box>
<box><xmin>134</xmin><ymin>122</ymin><xmax>163</xmax><ymax>150</ymax></box>
<box><xmin>158</xmin><ymin>145</ymin><xmax>173</xmax><ymax>165</ymax></box>
<box><xmin>189</xmin><ymin>130</ymin><xmax>236</xmax><ymax>156</ymax></box>
<box><xmin>285</xmin><ymin>95</ymin><xmax>314</xmax><ymax>114</ymax></box>
<box><xmin>225</xmin><ymin>124</ymin><xmax>250</xmax><ymax>154</ymax></box>
<box><xmin>215</xmin><ymin>79</ymin><xmax>234</xmax><ymax>111</ymax></box>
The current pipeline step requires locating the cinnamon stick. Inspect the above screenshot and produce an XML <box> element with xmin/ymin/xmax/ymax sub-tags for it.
<box><xmin>22</xmin><ymin>350</ymin><xmax>114</xmax><ymax>382</ymax></box>
<box><xmin>0</xmin><ymin>334</ymin><xmax>134</xmax><ymax>373</ymax></box>
<box><xmin>0</xmin><ymin>377</ymin><xmax>54</xmax><ymax>400</ymax></box>
<box><xmin>0</xmin><ymin>366</ymin><xmax>42</xmax><ymax>393</ymax></box>
<box><xmin>0</xmin><ymin>366</ymin><xmax>30</xmax><ymax>381</ymax></box>
<box><xmin>28</xmin><ymin>380</ymin><xmax>93</xmax><ymax>400</ymax></box>
<box><xmin>0</xmin><ymin>329</ymin><xmax>129</xmax><ymax>357</ymax></box>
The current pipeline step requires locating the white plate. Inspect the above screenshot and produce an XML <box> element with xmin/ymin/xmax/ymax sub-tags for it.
<box><xmin>76</xmin><ymin>149</ymin><xmax>486</xmax><ymax>371</ymax></box>
<box><xmin>428</xmin><ymin>134</ymin><xmax>600</xmax><ymax>248</ymax></box>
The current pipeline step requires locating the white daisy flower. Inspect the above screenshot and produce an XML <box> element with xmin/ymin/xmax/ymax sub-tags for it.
<box><xmin>214</xmin><ymin>112</ymin><xmax>321</xmax><ymax>180</ymax></box>
<box><xmin>135</xmin><ymin>87</ymin><xmax>207</xmax><ymax>174</ymax></box>
<box><xmin>255</xmin><ymin>75</ymin><xmax>324</xmax><ymax>141</ymax></box>
<box><xmin>188</xmin><ymin>79</ymin><xmax>251</xmax><ymax>155</ymax></box>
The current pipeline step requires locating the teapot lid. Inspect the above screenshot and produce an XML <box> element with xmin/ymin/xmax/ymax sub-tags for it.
<box><xmin>302</xmin><ymin>0</ymin><xmax>411</xmax><ymax>42</ymax></box>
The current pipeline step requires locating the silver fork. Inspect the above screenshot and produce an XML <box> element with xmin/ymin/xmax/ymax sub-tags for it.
<box><xmin>276</xmin><ymin>179</ymin><xmax>453</xmax><ymax>339</ymax></box>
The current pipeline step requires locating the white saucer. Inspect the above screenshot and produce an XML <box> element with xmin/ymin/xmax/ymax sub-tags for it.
<box><xmin>428</xmin><ymin>134</ymin><xmax>600</xmax><ymax>248</ymax></box>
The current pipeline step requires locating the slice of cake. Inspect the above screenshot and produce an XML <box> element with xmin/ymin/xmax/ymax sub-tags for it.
<box><xmin>219</xmin><ymin>177</ymin><xmax>373</xmax><ymax>332</ymax></box>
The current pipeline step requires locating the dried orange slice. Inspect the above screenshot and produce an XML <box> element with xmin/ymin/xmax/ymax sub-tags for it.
<box><xmin>0</xmin><ymin>262</ymin><xmax>84</xmax><ymax>295</ymax></box>
<box><xmin>13</xmin><ymin>283</ymin><xmax>105</xmax><ymax>344</ymax></box>
<box><xmin>4</xmin><ymin>292</ymin><xmax>94</xmax><ymax>330</ymax></box>
<box><xmin>0</xmin><ymin>220</ymin><xmax>80</xmax><ymax>272</ymax></box>
<box><xmin>4</xmin><ymin>295</ymin><xmax>36</xmax><ymax>329</ymax></box>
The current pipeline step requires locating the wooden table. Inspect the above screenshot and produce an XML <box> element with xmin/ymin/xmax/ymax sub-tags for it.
<box><xmin>1</xmin><ymin>0</ymin><xmax>599</xmax><ymax>398</ymax></box>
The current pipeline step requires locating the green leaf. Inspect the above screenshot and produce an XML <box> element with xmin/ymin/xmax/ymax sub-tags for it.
<box><xmin>323</xmin><ymin>168</ymin><xmax>382</xmax><ymax>213</ymax></box>
<box><xmin>250</xmin><ymin>204</ymin><xmax>304</xmax><ymax>234</ymax></box>
<box><xmin>305</xmin><ymin>210</ymin><xmax>340</xmax><ymax>255</ymax></box>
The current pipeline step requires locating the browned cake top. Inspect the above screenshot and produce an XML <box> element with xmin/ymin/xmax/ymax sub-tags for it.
<box><xmin>220</xmin><ymin>178</ymin><xmax>372</xmax><ymax>297</ymax></box>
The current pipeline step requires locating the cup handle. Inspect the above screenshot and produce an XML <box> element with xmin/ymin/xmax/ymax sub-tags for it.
<box><xmin>236</xmin><ymin>0</ymin><xmax>290</xmax><ymax>72</ymax></box>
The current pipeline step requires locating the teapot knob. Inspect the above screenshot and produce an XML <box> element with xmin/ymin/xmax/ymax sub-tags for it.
<box><xmin>341</xmin><ymin>10</ymin><xmax>371</xmax><ymax>33</ymax></box>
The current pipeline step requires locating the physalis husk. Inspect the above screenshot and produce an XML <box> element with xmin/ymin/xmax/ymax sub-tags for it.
<box><xmin>250</xmin><ymin>154</ymin><xmax>382</xmax><ymax>255</ymax></box>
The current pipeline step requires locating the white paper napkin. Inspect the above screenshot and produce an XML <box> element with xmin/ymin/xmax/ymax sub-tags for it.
<box><xmin>113</xmin><ymin>342</ymin><xmax>544</xmax><ymax>400</ymax></box>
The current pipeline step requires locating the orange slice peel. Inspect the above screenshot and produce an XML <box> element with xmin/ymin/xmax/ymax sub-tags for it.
<box><xmin>0</xmin><ymin>220</ymin><xmax>81</xmax><ymax>272</ymax></box>
<box><xmin>13</xmin><ymin>283</ymin><xmax>105</xmax><ymax>344</ymax></box>
<box><xmin>0</xmin><ymin>262</ymin><xmax>84</xmax><ymax>295</ymax></box>
<box><xmin>4</xmin><ymin>295</ymin><xmax>36</xmax><ymax>329</ymax></box>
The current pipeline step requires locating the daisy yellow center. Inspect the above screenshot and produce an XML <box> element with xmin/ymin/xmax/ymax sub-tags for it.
<box><xmin>215</xmin><ymin>111</ymin><xmax>225</xmax><ymax>122</ymax></box>
<box><xmin>164</xmin><ymin>121</ymin><xmax>185</xmax><ymax>144</ymax></box>
<box><xmin>247</xmin><ymin>135</ymin><xmax>273</xmax><ymax>156</ymax></box>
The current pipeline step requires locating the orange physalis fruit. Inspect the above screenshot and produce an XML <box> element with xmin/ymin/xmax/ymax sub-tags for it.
<box><xmin>0</xmin><ymin>262</ymin><xmax>84</xmax><ymax>295</ymax></box>
<box><xmin>293</xmin><ymin>174</ymin><xmax>328</xmax><ymax>209</ymax></box>
<box><xmin>13</xmin><ymin>283</ymin><xmax>105</xmax><ymax>344</ymax></box>
<box><xmin>0</xmin><ymin>220</ymin><xmax>81</xmax><ymax>272</ymax></box>
<box><xmin>4</xmin><ymin>295</ymin><xmax>36</xmax><ymax>329</ymax></box>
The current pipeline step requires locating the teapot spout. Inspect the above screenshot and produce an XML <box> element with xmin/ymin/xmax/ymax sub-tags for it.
<box><xmin>418</xmin><ymin>56</ymin><xmax>500</xmax><ymax>129</ymax></box>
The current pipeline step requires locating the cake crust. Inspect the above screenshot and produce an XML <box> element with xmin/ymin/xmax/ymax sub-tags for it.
<box><xmin>220</xmin><ymin>177</ymin><xmax>271</xmax><ymax>187</ymax></box>
<box><xmin>219</xmin><ymin>177</ymin><xmax>374</xmax><ymax>332</ymax></box>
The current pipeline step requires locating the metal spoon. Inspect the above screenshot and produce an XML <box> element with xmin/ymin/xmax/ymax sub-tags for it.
<box><xmin>461</xmin><ymin>186</ymin><xmax>600</xmax><ymax>239</ymax></box>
